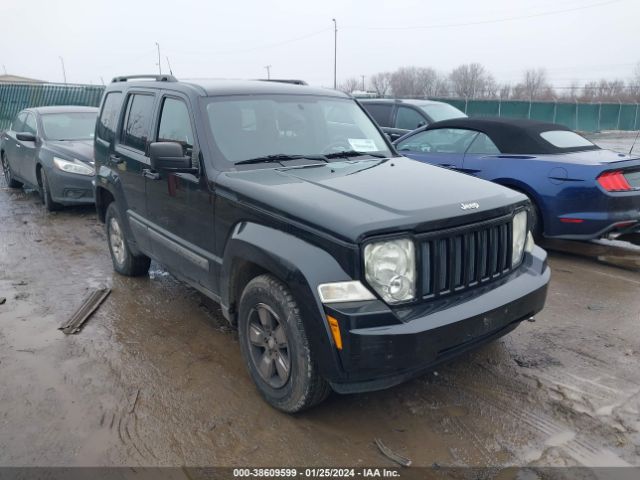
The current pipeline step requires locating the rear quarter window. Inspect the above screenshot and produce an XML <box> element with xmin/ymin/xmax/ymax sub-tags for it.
<box><xmin>540</xmin><ymin>130</ymin><xmax>594</xmax><ymax>149</ymax></box>
<box><xmin>97</xmin><ymin>92</ymin><xmax>123</xmax><ymax>142</ymax></box>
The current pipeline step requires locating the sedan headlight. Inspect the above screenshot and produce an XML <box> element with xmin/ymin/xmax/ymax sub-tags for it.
<box><xmin>512</xmin><ymin>210</ymin><xmax>528</xmax><ymax>267</ymax></box>
<box><xmin>53</xmin><ymin>157</ymin><xmax>94</xmax><ymax>176</ymax></box>
<box><xmin>364</xmin><ymin>238</ymin><xmax>416</xmax><ymax>304</ymax></box>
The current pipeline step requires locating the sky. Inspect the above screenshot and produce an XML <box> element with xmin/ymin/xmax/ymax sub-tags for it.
<box><xmin>1</xmin><ymin>0</ymin><xmax>638</xmax><ymax>88</ymax></box>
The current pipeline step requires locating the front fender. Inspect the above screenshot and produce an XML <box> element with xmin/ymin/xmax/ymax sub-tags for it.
<box><xmin>221</xmin><ymin>221</ymin><xmax>354</xmax><ymax>381</ymax></box>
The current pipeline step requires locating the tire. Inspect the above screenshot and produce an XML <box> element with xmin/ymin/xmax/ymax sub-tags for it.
<box><xmin>105</xmin><ymin>202</ymin><xmax>151</xmax><ymax>276</ymax></box>
<box><xmin>39</xmin><ymin>168</ymin><xmax>62</xmax><ymax>212</ymax></box>
<box><xmin>1</xmin><ymin>152</ymin><xmax>23</xmax><ymax>189</ymax></box>
<box><xmin>525</xmin><ymin>195</ymin><xmax>543</xmax><ymax>241</ymax></box>
<box><xmin>238</xmin><ymin>274</ymin><xmax>331</xmax><ymax>412</ymax></box>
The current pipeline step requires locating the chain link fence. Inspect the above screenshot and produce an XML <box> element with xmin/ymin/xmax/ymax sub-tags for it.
<box><xmin>0</xmin><ymin>82</ymin><xmax>105</xmax><ymax>130</ymax></box>
<box><xmin>435</xmin><ymin>98</ymin><xmax>640</xmax><ymax>132</ymax></box>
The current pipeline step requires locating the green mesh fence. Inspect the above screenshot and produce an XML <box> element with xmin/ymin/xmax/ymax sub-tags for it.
<box><xmin>435</xmin><ymin>98</ymin><xmax>640</xmax><ymax>132</ymax></box>
<box><xmin>0</xmin><ymin>82</ymin><xmax>105</xmax><ymax>130</ymax></box>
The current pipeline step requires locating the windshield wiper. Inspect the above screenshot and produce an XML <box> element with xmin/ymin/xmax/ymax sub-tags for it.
<box><xmin>234</xmin><ymin>154</ymin><xmax>328</xmax><ymax>165</ymax></box>
<box><xmin>323</xmin><ymin>150</ymin><xmax>387</xmax><ymax>159</ymax></box>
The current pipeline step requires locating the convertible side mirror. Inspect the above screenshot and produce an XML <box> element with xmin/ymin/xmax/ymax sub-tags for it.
<box><xmin>149</xmin><ymin>142</ymin><xmax>194</xmax><ymax>173</ymax></box>
<box><xmin>16</xmin><ymin>132</ymin><xmax>37</xmax><ymax>142</ymax></box>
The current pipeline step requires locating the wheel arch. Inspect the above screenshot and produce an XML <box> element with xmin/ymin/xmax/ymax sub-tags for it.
<box><xmin>221</xmin><ymin>222</ymin><xmax>351</xmax><ymax>379</ymax></box>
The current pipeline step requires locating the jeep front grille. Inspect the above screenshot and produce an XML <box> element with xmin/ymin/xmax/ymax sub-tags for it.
<box><xmin>420</xmin><ymin>215</ymin><xmax>514</xmax><ymax>299</ymax></box>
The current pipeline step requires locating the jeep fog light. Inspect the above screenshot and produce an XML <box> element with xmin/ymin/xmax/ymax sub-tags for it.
<box><xmin>512</xmin><ymin>211</ymin><xmax>528</xmax><ymax>267</ymax></box>
<box><xmin>364</xmin><ymin>238</ymin><xmax>416</xmax><ymax>304</ymax></box>
<box><xmin>318</xmin><ymin>281</ymin><xmax>375</xmax><ymax>303</ymax></box>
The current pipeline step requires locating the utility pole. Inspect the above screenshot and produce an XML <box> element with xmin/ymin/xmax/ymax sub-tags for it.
<box><xmin>361</xmin><ymin>75</ymin><xmax>365</xmax><ymax>91</ymax></box>
<box><xmin>59</xmin><ymin>56</ymin><xmax>67</xmax><ymax>84</ymax></box>
<box><xmin>155</xmin><ymin>42</ymin><xmax>162</xmax><ymax>75</ymax></box>
<box><xmin>166</xmin><ymin>56</ymin><xmax>173</xmax><ymax>76</ymax></box>
<box><xmin>264</xmin><ymin>65</ymin><xmax>271</xmax><ymax>80</ymax></box>
<box><xmin>332</xmin><ymin>18</ymin><xmax>337</xmax><ymax>89</ymax></box>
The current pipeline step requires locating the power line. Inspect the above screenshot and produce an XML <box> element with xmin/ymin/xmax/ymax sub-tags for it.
<box><xmin>344</xmin><ymin>0</ymin><xmax>624</xmax><ymax>30</ymax></box>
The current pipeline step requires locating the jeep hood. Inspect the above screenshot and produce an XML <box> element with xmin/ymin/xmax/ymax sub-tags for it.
<box><xmin>218</xmin><ymin>157</ymin><xmax>527</xmax><ymax>243</ymax></box>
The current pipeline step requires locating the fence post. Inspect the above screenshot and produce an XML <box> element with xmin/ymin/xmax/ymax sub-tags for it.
<box><xmin>575</xmin><ymin>100</ymin><xmax>579</xmax><ymax>131</ymax></box>
<box><xmin>464</xmin><ymin>96</ymin><xmax>468</xmax><ymax>114</ymax></box>
<box><xmin>498</xmin><ymin>97</ymin><xmax>502</xmax><ymax>117</ymax></box>
<box><xmin>553</xmin><ymin>100</ymin><xmax>557</xmax><ymax>123</ymax></box>
<box><xmin>527</xmin><ymin>96</ymin><xmax>532</xmax><ymax>119</ymax></box>
<box><xmin>634</xmin><ymin>103</ymin><xmax>639</xmax><ymax>131</ymax></box>
<box><xmin>597</xmin><ymin>102</ymin><xmax>601</xmax><ymax>132</ymax></box>
<box><xmin>617</xmin><ymin>100</ymin><xmax>622</xmax><ymax>131</ymax></box>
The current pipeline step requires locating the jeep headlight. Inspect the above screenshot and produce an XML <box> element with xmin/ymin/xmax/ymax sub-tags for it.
<box><xmin>53</xmin><ymin>157</ymin><xmax>95</xmax><ymax>176</ymax></box>
<box><xmin>512</xmin><ymin>210</ymin><xmax>528</xmax><ymax>267</ymax></box>
<box><xmin>364</xmin><ymin>238</ymin><xmax>416</xmax><ymax>304</ymax></box>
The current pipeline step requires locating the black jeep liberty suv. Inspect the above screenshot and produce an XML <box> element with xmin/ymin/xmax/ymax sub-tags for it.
<box><xmin>94</xmin><ymin>75</ymin><xmax>550</xmax><ymax>412</ymax></box>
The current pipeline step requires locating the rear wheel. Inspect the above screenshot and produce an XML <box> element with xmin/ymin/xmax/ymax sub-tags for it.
<box><xmin>238</xmin><ymin>274</ymin><xmax>331</xmax><ymax>412</ymax></box>
<box><xmin>1</xmin><ymin>152</ymin><xmax>22</xmax><ymax>188</ymax></box>
<box><xmin>525</xmin><ymin>195</ymin><xmax>543</xmax><ymax>241</ymax></box>
<box><xmin>39</xmin><ymin>168</ymin><xmax>62</xmax><ymax>212</ymax></box>
<box><xmin>105</xmin><ymin>202</ymin><xmax>150</xmax><ymax>276</ymax></box>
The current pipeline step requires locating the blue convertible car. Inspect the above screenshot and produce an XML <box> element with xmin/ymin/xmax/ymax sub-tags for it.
<box><xmin>395</xmin><ymin>118</ymin><xmax>640</xmax><ymax>240</ymax></box>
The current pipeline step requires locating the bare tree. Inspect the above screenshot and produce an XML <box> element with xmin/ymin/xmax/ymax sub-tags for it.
<box><xmin>389</xmin><ymin>66</ymin><xmax>444</xmax><ymax>97</ymax></box>
<box><xmin>498</xmin><ymin>84</ymin><xmax>512</xmax><ymax>100</ymax></box>
<box><xmin>514</xmin><ymin>68</ymin><xmax>552</xmax><ymax>99</ymax></box>
<box><xmin>369</xmin><ymin>72</ymin><xmax>392</xmax><ymax>97</ymax></box>
<box><xmin>337</xmin><ymin>77</ymin><xmax>359</xmax><ymax>94</ymax></box>
<box><xmin>448</xmin><ymin>63</ymin><xmax>493</xmax><ymax>98</ymax></box>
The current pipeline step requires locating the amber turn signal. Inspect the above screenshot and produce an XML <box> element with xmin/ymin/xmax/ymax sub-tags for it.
<box><xmin>326</xmin><ymin>315</ymin><xmax>343</xmax><ymax>350</ymax></box>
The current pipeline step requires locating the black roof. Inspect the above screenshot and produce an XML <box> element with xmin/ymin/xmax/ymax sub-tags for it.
<box><xmin>107</xmin><ymin>76</ymin><xmax>346</xmax><ymax>99</ymax></box>
<box><xmin>425</xmin><ymin>117</ymin><xmax>599</xmax><ymax>154</ymax></box>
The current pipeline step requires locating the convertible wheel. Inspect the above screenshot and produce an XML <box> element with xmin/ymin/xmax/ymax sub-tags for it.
<box><xmin>1</xmin><ymin>152</ymin><xmax>23</xmax><ymax>189</ymax></box>
<box><xmin>238</xmin><ymin>274</ymin><xmax>331</xmax><ymax>412</ymax></box>
<box><xmin>105</xmin><ymin>202</ymin><xmax>151</xmax><ymax>276</ymax></box>
<box><xmin>39</xmin><ymin>169</ymin><xmax>62</xmax><ymax>212</ymax></box>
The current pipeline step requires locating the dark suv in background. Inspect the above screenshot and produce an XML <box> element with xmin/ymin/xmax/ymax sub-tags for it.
<box><xmin>360</xmin><ymin>98</ymin><xmax>467</xmax><ymax>141</ymax></box>
<box><xmin>94</xmin><ymin>74</ymin><xmax>549</xmax><ymax>412</ymax></box>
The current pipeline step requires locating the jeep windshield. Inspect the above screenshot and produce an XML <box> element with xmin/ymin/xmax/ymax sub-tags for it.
<box><xmin>204</xmin><ymin>94</ymin><xmax>393</xmax><ymax>167</ymax></box>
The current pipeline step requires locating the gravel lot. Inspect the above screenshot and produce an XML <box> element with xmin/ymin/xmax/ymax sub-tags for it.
<box><xmin>0</xmin><ymin>135</ymin><xmax>638</xmax><ymax>470</ymax></box>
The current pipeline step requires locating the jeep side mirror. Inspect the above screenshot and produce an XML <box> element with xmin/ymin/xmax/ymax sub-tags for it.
<box><xmin>149</xmin><ymin>142</ymin><xmax>193</xmax><ymax>172</ymax></box>
<box><xmin>17</xmin><ymin>132</ymin><xmax>37</xmax><ymax>142</ymax></box>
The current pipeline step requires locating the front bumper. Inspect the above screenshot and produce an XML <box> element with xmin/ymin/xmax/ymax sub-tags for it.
<box><xmin>46</xmin><ymin>167</ymin><xmax>95</xmax><ymax>205</ymax></box>
<box><xmin>323</xmin><ymin>246</ymin><xmax>550</xmax><ymax>393</ymax></box>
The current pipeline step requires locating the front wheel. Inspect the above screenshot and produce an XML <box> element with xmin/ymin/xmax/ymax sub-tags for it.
<box><xmin>238</xmin><ymin>274</ymin><xmax>331</xmax><ymax>412</ymax></box>
<box><xmin>105</xmin><ymin>202</ymin><xmax>150</xmax><ymax>276</ymax></box>
<box><xmin>1</xmin><ymin>152</ymin><xmax>23</xmax><ymax>189</ymax></box>
<box><xmin>40</xmin><ymin>169</ymin><xmax>62</xmax><ymax>212</ymax></box>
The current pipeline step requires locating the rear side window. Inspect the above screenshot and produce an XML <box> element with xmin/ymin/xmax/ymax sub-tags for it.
<box><xmin>540</xmin><ymin>130</ymin><xmax>594</xmax><ymax>149</ymax></box>
<box><xmin>97</xmin><ymin>92</ymin><xmax>123</xmax><ymax>142</ymax></box>
<box><xmin>395</xmin><ymin>106</ymin><xmax>426</xmax><ymax>130</ymax></box>
<box><xmin>122</xmin><ymin>93</ymin><xmax>155</xmax><ymax>152</ymax></box>
<box><xmin>23</xmin><ymin>113</ymin><xmax>37</xmax><ymax>135</ymax></box>
<box><xmin>362</xmin><ymin>103</ymin><xmax>392</xmax><ymax>126</ymax></box>
<box><xmin>157</xmin><ymin>97</ymin><xmax>194</xmax><ymax>152</ymax></box>
<box><xmin>12</xmin><ymin>112</ymin><xmax>26</xmax><ymax>132</ymax></box>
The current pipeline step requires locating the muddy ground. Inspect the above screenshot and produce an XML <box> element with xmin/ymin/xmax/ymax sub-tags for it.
<box><xmin>0</xmin><ymin>140</ymin><xmax>639</xmax><ymax>470</ymax></box>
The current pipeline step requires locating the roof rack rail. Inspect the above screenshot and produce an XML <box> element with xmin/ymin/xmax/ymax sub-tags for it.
<box><xmin>111</xmin><ymin>74</ymin><xmax>178</xmax><ymax>83</ymax></box>
<box><xmin>257</xmin><ymin>79</ymin><xmax>308</xmax><ymax>86</ymax></box>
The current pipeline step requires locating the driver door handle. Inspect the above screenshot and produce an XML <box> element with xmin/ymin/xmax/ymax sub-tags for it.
<box><xmin>142</xmin><ymin>168</ymin><xmax>160</xmax><ymax>180</ymax></box>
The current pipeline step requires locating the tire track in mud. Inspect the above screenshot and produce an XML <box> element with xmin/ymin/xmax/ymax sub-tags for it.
<box><xmin>434</xmin><ymin>364</ymin><xmax>634</xmax><ymax>467</ymax></box>
<box><xmin>99</xmin><ymin>391</ymin><xmax>159</xmax><ymax>463</ymax></box>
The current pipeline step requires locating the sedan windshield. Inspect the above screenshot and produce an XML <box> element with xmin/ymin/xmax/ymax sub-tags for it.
<box><xmin>41</xmin><ymin>112</ymin><xmax>97</xmax><ymax>141</ymax></box>
<box><xmin>204</xmin><ymin>95</ymin><xmax>392</xmax><ymax>166</ymax></box>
